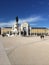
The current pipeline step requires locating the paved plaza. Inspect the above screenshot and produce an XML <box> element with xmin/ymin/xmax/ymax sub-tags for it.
<box><xmin>0</xmin><ymin>35</ymin><xmax>49</xmax><ymax>65</ymax></box>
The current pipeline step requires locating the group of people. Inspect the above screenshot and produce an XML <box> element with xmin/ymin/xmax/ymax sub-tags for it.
<box><xmin>40</xmin><ymin>34</ymin><xmax>44</xmax><ymax>39</ymax></box>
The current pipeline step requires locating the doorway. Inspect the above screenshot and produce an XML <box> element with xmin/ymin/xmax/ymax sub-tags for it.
<box><xmin>23</xmin><ymin>27</ymin><xmax>27</xmax><ymax>36</ymax></box>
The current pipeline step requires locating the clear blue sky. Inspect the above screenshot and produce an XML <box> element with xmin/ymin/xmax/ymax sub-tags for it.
<box><xmin>0</xmin><ymin>0</ymin><xmax>49</xmax><ymax>28</ymax></box>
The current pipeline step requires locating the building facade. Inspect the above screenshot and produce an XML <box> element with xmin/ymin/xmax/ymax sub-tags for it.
<box><xmin>1</xmin><ymin>27</ymin><xmax>12</xmax><ymax>34</ymax></box>
<box><xmin>47</xmin><ymin>29</ymin><xmax>49</xmax><ymax>35</ymax></box>
<box><xmin>31</xmin><ymin>27</ymin><xmax>48</xmax><ymax>36</ymax></box>
<box><xmin>0</xmin><ymin>22</ymin><xmax>49</xmax><ymax>36</ymax></box>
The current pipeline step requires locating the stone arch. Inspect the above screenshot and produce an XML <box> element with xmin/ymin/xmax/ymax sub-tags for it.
<box><xmin>20</xmin><ymin>22</ymin><xmax>30</xmax><ymax>36</ymax></box>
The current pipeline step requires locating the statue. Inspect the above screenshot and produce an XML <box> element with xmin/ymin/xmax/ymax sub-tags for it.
<box><xmin>16</xmin><ymin>16</ymin><xmax>18</xmax><ymax>23</ymax></box>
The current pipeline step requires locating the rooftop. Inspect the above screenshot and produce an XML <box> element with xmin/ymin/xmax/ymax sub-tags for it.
<box><xmin>31</xmin><ymin>27</ymin><xmax>47</xmax><ymax>29</ymax></box>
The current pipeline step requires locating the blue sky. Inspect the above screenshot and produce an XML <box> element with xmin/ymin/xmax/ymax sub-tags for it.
<box><xmin>0</xmin><ymin>0</ymin><xmax>49</xmax><ymax>28</ymax></box>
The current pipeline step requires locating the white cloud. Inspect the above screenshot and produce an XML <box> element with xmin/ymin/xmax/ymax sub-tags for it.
<box><xmin>30</xmin><ymin>23</ymin><xmax>37</xmax><ymax>26</ymax></box>
<box><xmin>0</xmin><ymin>21</ymin><xmax>15</xmax><ymax>27</ymax></box>
<box><xmin>0</xmin><ymin>16</ymin><xmax>45</xmax><ymax>27</ymax></box>
<box><xmin>19</xmin><ymin>16</ymin><xmax>43</xmax><ymax>23</ymax></box>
